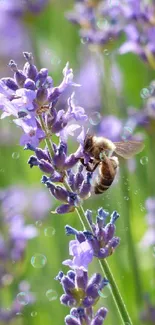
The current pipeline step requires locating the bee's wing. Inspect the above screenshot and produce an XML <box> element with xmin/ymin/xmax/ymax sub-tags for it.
<box><xmin>113</xmin><ymin>141</ymin><xmax>144</xmax><ymax>159</ymax></box>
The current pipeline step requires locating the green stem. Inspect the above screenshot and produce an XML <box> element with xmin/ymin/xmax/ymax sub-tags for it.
<box><xmin>121</xmin><ymin>164</ymin><xmax>143</xmax><ymax>307</ymax></box>
<box><xmin>39</xmin><ymin>115</ymin><xmax>133</xmax><ymax>325</ymax></box>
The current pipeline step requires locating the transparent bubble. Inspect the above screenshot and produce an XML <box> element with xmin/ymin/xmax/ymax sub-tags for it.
<box><xmin>35</xmin><ymin>220</ymin><xmax>42</xmax><ymax>228</ymax></box>
<box><xmin>139</xmin><ymin>203</ymin><xmax>145</xmax><ymax>212</ymax></box>
<box><xmin>124</xmin><ymin>196</ymin><xmax>129</xmax><ymax>201</ymax></box>
<box><xmin>89</xmin><ymin>112</ymin><xmax>101</xmax><ymax>125</ymax></box>
<box><xmin>46</xmin><ymin>289</ymin><xmax>58</xmax><ymax>301</ymax></box>
<box><xmin>98</xmin><ymin>284</ymin><xmax>111</xmax><ymax>298</ymax></box>
<box><xmin>44</xmin><ymin>227</ymin><xmax>56</xmax><ymax>237</ymax></box>
<box><xmin>108</xmin><ymin>0</ymin><xmax>119</xmax><ymax>7</ymax></box>
<box><xmin>1</xmin><ymin>274</ymin><xmax>13</xmax><ymax>286</ymax></box>
<box><xmin>140</xmin><ymin>156</ymin><xmax>148</xmax><ymax>165</ymax></box>
<box><xmin>51</xmin><ymin>55</ymin><xmax>61</xmax><ymax>66</ymax></box>
<box><xmin>16</xmin><ymin>292</ymin><xmax>29</xmax><ymax>305</ymax></box>
<box><xmin>80</xmin><ymin>37</ymin><xmax>89</xmax><ymax>45</ymax></box>
<box><xmin>140</xmin><ymin>88</ymin><xmax>151</xmax><ymax>99</ymax></box>
<box><xmin>103</xmin><ymin>49</ymin><xmax>109</xmax><ymax>56</ymax></box>
<box><xmin>16</xmin><ymin>312</ymin><xmax>23</xmax><ymax>316</ymax></box>
<box><xmin>97</xmin><ymin>18</ymin><xmax>108</xmax><ymax>29</ymax></box>
<box><xmin>121</xmin><ymin>126</ymin><xmax>133</xmax><ymax>141</ymax></box>
<box><xmin>12</xmin><ymin>152</ymin><xmax>20</xmax><ymax>159</ymax></box>
<box><xmin>31</xmin><ymin>311</ymin><xmax>37</xmax><ymax>317</ymax></box>
<box><xmin>31</xmin><ymin>254</ymin><xmax>47</xmax><ymax>268</ymax></box>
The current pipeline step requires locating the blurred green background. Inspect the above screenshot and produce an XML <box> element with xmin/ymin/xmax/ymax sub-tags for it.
<box><xmin>0</xmin><ymin>1</ymin><xmax>155</xmax><ymax>325</ymax></box>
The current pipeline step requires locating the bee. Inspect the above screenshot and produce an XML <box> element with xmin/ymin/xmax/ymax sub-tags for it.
<box><xmin>81</xmin><ymin>135</ymin><xmax>144</xmax><ymax>194</ymax></box>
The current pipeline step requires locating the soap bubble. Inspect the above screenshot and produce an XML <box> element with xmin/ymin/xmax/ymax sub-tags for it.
<box><xmin>44</xmin><ymin>227</ymin><xmax>55</xmax><ymax>237</ymax></box>
<box><xmin>16</xmin><ymin>292</ymin><xmax>29</xmax><ymax>305</ymax></box>
<box><xmin>12</xmin><ymin>152</ymin><xmax>20</xmax><ymax>159</ymax></box>
<box><xmin>46</xmin><ymin>289</ymin><xmax>58</xmax><ymax>301</ymax></box>
<box><xmin>31</xmin><ymin>254</ymin><xmax>47</xmax><ymax>268</ymax></box>
<box><xmin>89</xmin><ymin>112</ymin><xmax>101</xmax><ymax>125</ymax></box>
<box><xmin>140</xmin><ymin>156</ymin><xmax>148</xmax><ymax>165</ymax></box>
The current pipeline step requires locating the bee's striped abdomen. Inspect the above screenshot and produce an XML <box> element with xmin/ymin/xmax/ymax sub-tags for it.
<box><xmin>94</xmin><ymin>157</ymin><xmax>118</xmax><ymax>195</ymax></box>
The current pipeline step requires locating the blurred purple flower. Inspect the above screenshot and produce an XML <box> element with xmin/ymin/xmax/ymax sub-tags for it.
<box><xmin>139</xmin><ymin>197</ymin><xmax>155</xmax><ymax>249</ymax></box>
<box><xmin>0</xmin><ymin>185</ymin><xmax>52</xmax><ymax>220</ymax></box>
<box><xmin>99</xmin><ymin>115</ymin><xmax>123</xmax><ymax>141</ymax></box>
<box><xmin>140</xmin><ymin>296</ymin><xmax>155</xmax><ymax>324</ymax></box>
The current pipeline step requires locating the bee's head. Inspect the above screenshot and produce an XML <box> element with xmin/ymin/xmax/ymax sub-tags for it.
<box><xmin>84</xmin><ymin>135</ymin><xmax>93</xmax><ymax>153</ymax></box>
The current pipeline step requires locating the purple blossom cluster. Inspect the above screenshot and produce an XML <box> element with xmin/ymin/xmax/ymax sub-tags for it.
<box><xmin>0</xmin><ymin>281</ymin><xmax>35</xmax><ymax>323</ymax></box>
<box><xmin>0</xmin><ymin>0</ymin><xmax>48</xmax><ymax>74</ymax></box>
<box><xmin>0</xmin><ymin>52</ymin><xmax>86</xmax><ymax>147</ymax></box>
<box><xmin>140</xmin><ymin>296</ymin><xmax>155</xmax><ymax>324</ymax></box>
<box><xmin>66</xmin><ymin>0</ymin><xmax>124</xmax><ymax>47</ymax></box>
<box><xmin>0</xmin><ymin>52</ymin><xmax>121</xmax><ymax>324</ymax></box>
<box><xmin>0</xmin><ymin>197</ymin><xmax>37</xmax><ymax>322</ymax></box>
<box><xmin>139</xmin><ymin>197</ymin><xmax>155</xmax><ymax>249</ymax></box>
<box><xmin>66</xmin><ymin>0</ymin><xmax>155</xmax><ymax>68</ymax></box>
<box><xmin>65</xmin><ymin>208</ymin><xmax>120</xmax><ymax>260</ymax></box>
<box><xmin>56</xmin><ymin>223</ymin><xmax>109</xmax><ymax>325</ymax></box>
<box><xmin>0</xmin><ymin>185</ymin><xmax>52</xmax><ymax>221</ymax></box>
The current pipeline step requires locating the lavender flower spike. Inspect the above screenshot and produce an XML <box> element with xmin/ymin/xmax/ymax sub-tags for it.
<box><xmin>0</xmin><ymin>52</ymin><xmax>82</xmax><ymax>147</ymax></box>
<box><xmin>56</xmin><ymin>225</ymin><xmax>108</xmax><ymax>324</ymax></box>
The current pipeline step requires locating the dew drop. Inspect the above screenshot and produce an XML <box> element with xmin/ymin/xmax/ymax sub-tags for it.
<box><xmin>81</xmin><ymin>37</ymin><xmax>89</xmax><ymax>44</ymax></box>
<box><xmin>35</xmin><ymin>220</ymin><xmax>42</xmax><ymax>228</ymax></box>
<box><xmin>16</xmin><ymin>312</ymin><xmax>23</xmax><ymax>316</ymax></box>
<box><xmin>31</xmin><ymin>311</ymin><xmax>37</xmax><ymax>317</ymax></box>
<box><xmin>16</xmin><ymin>292</ymin><xmax>29</xmax><ymax>305</ymax></box>
<box><xmin>121</xmin><ymin>126</ymin><xmax>133</xmax><ymax>141</ymax></box>
<box><xmin>98</xmin><ymin>284</ymin><xmax>111</xmax><ymax>298</ymax></box>
<box><xmin>124</xmin><ymin>196</ymin><xmax>129</xmax><ymax>201</ymax></box>
<box><xmin>44</xmin><ymin>227</ymin><xmax>55</xmax><ymax>237</ymax></box>
<box><xmin>46</xmin><ymin>289</ymin><xmax>58</xmax><ymax>301</ymax></box>
<box><xmin>31</xmin><ymin>254</ymin><xmax>47</xmax><ymax>268</ymax></box>
<box><xmin>51</xmin><ymin>55</ymin><xmax>61</xmax><ymax>66</ymax></box>
<box><xmin>97</xmin><ymin>18</ymin><xmax>108</xmax><ymax>29</ymax></box>
<box><xmin>140</xmin><ymin>156</ymin><xmax>148</xmax><ymax>165</ymax></box>
<box><xmin>103</xmin><ymin>49</ymin><xmax>109</xmax><ymax>56</ymax></box>
<box><xmin>89</xmin><ymin>112</ymin><xmax>101</xmax><ymax>125</ymax></box>
<box><xmin>140</xmin><ymin>87</ymin><xmax>150</xmax><ymax>99</ymax></box>
<box><xmin>12</xmin><ymin>152</ymin><xmax>20</xmax><ymax>159</ymax></box>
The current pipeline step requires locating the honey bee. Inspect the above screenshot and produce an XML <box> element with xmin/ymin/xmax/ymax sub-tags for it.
<box><xmin>81</xmin><ymin>135</ymin><xmax>144</xmax><ymax>194</ymax></box>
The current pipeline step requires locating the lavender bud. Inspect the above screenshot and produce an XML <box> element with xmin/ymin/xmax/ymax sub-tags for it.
<box><xmin>1</xmin><ymin>78</ymin><xmax>18</xmax><ymax>91</ymax></box>
<box><xmin>65</xmin><ymin>315</ymin><xmax>80</xmax><ymax>325</ymax></box>
<box><xmin>39</xmin><ymin>159</ymin><xmax>54</xmax><ymax>174</ymax></box>
<box><xmin>23</xmin><ymin>52</ymin><xmax>38</xmax><ymax>80</ymax></box>
<box><xmin>9</xmin><ymin>60</ymin><xmax>26</xmax><ymax>87</ymax></box>
<box><xmin>28</xmin><ymin>156</ymin><xmax>39</xmax><ymax>168</ymax></box>
<box><xmin>35</xmin><ymin>68</ymin><xmax>48</xmax><ymax>88</ymax></box>
<box><xmin>24</xmin><ymin>78</ymin><xmax>36</xmax><ymax>90</ymax></box>
<box><xmin>36</xmin><ymin>88</ymin><xmax>48</xmax><ymax>105</ymax></box>
<box><xmin>61</xmin><ymin>294</ymin><xmax>76</xmax><ymax>307</ymax></box>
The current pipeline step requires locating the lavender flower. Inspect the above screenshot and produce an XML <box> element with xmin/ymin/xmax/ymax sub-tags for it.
<box><xmin>139</xmin><ymin>197</ymin><xmax>155</xmax><ymax>249</ymax></box>
<box><xmin>119</xmin><ymin>1</ymin><xmax>155</xmax><ymax>68</ymax></box>
<box><xmin>140</xmin><ymin>296</ymin><xmax>155</xmax><ymax>324</ymax></box>
<box><xmin>0</xmin><ymin>185</ymin><xmax>52</xmax><ymax>221</ymax></box>
<box><xmin>0</xmin><ymin>53</ymin><xmax>83</xmax><ymax>147</ymax></box>
<box><xmin>56</xmin><ymin>224</ymin><xmax>108</xmax><ymax>324</ymax></box>
<box><xmin>66</xmin><ymin>0</ymin><xmax>124</xmax><ymax>48</ymax></box>
<box><xmin>65</xmin><ymin>208</ymin><xmax>120</xmax><ymax>259</ymax></box>
<box><xmin>0</xmin><ymin>281</ymin><xmax>35</xmax><ymax>323</ymax></box>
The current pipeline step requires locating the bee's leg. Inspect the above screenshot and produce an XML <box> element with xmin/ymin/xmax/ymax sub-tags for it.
<box><xmin>86</xmin><ymin>161</ymin><xmax>100</xmax><ymax>172</ymax></box>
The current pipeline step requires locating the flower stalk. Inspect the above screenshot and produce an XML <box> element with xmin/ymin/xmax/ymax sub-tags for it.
<box><xmin>41</xmin><ymin>115</ymin><xmax>133</xmax><ymax>325</ymax></box>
